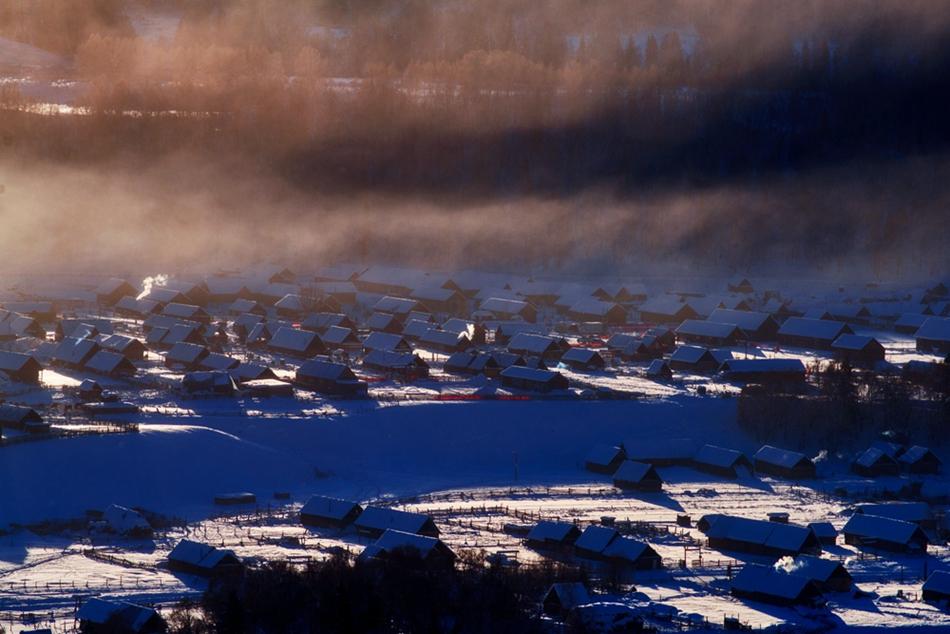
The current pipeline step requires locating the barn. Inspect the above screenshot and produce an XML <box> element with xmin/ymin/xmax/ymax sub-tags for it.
<box><xmin>300</xmin><ymin>495</ymin><xmax>363</xmax><ymax>529</ymax></box>
<box><xmin>777</xmin><ymin>317</ymin><xmax>854</xmax><ymax>350</ymax></box>
<box><xmin>831</xmin><ymin>334</ymin><xmax>886</xmax><ymax>367</ymax></box>
<box><xmin>354</xmin><ymin>507</ymin><xmax>439</xmax><ymax>538</ymax></box>
<box><xmin>753</xmin><ymin>445</ymin><xmax>817</xmax><ymax>480</ymax></box>
<box><xmin>295</xmin><ymin>358</ymin><xmax>368</xmax><ymax>397</ymax></box>
<box><xmin>559</xmin><ymin>348</ymin><xmax>605</xmax><ymax>371</ymax></box>
<box><xmin>612</xmin><ymin>460</ymin><xmax>664</xmax><ymax>492</ymax></box>
<box><xmin>674</xmin><ymin>320</ymin><xmax>744</xmax><ymax>346</ymax></box>
<box><xmin>0</xmin><ymin>351</ymin><xmax>42</xmax><ymax>384</ymax></box>
<box><xmin>499</xmin><ymin>366</ymin><xmax>569</xmax><ymax>392</ymax></box>
<box><xmin>168</xmin><ymin>539</ymin><xmax>243</xmax><ymax>577</ymax></box>
<box><xmin>842</xmin><ymin>514</ymin><xmax>928</xmax><ymax>554</ymax></box>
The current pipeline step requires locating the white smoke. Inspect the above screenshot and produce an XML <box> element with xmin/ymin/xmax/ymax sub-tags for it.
<box><xmin>774</xmin><ymin>556</ymin><xmax>806</xmax><ymax>575</ymax></box>
<box><xmin>137</xmin><ymin>273</ymin><xmax>168</xmax><ymax>299</ymax></box>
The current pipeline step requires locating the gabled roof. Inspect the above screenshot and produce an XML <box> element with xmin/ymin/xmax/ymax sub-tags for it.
<box><xmin>842</xmin><ymin>513</ymin><xmax>925</xmax><ymax>545</ymax></box>
<box><xmin>924</xmin><ymin>570</ymin><xmax>950</xmax><ymax>596</ymax></box>
<box><xmin>899</xmin><ymin>445</ymin><xmax>940</xmax><ymax>466</ymax></box>
<box><xmin>778</xmin><ymin>317</ymin><xmax>853</xmax><ymax>341</ymax></box>
<box><xmin>481</xmin><ymin>297</ymin><xmax>531</xmax><ymax>315</ymax></box>
<box><xmin>675</xmin><ymin>320</ymin><xmax>743</xmax><ymax>339</ymax></box>
<box><xmin>575</xmin><ymin>525</ymin><xmax>619</xmax><ymax>553</ymax></box>
<box><xmin>854</xmin><ymin>447</ymin><xmax>897</xmax><ymax>468</ymax></box>
<box><xmin>694</xmin><ymin>444</ymin><xmax>747</xmax><ymax>469</ymax></box>
<box><xmin>53</xmin><ymin>337</ymin><xmax>99</xmax><ymax>365</ymax></box>
<box><xmin>363</xmin><ymin>331</ymin><xmax>411</xmax><ymax>352</ymax></box>
<box><xmin>269</xmin><ymin>327</ymin><xmax>323</xmax><ymax>353</ymax></box>
<box><xmin>720</xmin><ymin>358</ymin><xmax>805</xmax><ymax>374</ymax></box>
<box><xmin>670</xmin><ymin>345</ymin><xmax>716</xmax><ymax>364</ymax></box>
<box><xmin>354</xmin><ymin>507</ymin><xmax>434</xmax><ymax>534</ymax></box>
<box><xmin>831</xmin><ymin>334</ymin><xmax>880</xmax><ymax>351</ymax></box>
<box><xmin>754</xmin><ymin>445</ymin><xmax>810</xmax><ymax>469</ymax></box>
<box><xmin>705</xmin><ymin>515</ymin><xmax>815</xmax><ymax>553</ymax></box>
<box><xmin>561</xmin><ymin>348</ymin><xmax>601</xmax><ymax>364</ymax></box>
<box><xmin>568</xmin><ymin>297</ymin><xmax>623</xmax><ymax>317</ymax></box>
<box><xmin>167</xmin><ymin>342</ymin><xmax>208</xmax><ymax>364</ymax></box>
<box><xmin>855</xmin><ymin>502</ymin><xmax>932</xmax><ymax>524</ymax></box>
<box><xmin>0</xmin><ymin>350</ymin><xmax>40</xmax><ymax>373</ymax></box>
<box><xmin>169</xmin><ymin>539</ymin><xmax>238</xmax><ymax>570</ymax></box>
<box><xmin>916</xmin><ymin>317</ymin><xmax>950</xmax><ymax>342</ymax></box>
<box><xmin>708</xmin><ymin>308</ymin><xmax>776</xmax><ymax>331</ymax></box>
<box><xmin>85</xmin><ymin>350</ymin><xmax>135</xmax><ymax>374</ymax></box>
<box><xmin>298</xmin><ymin>358</ymin><xmax>357</xmax><ymax>381</ymax></box>
<box><xmin>613</xmin><ymin>460</ymin><xmax>656</xmax><ymax>483</ymax></box>
<box><xmin>321</xmin><ymin>326</ymin><xmax>358</xmax><ymax>346</ymax></box>
<box><xmin>731</xmin><ymin>563</ymin><xmax>815</xmax><ymax>600</ymax></box>
<box><xmin>508</xmin><ymin>332</ymin><xmax>560</xmax><ymax>354</ymax></box>
<box><xmin>500</xmin><ymin>365</ymin><xmax>563</xmax><ymax>384</ymax></box>
<box><xmin>585</xmin><ymin>444</ymin><xmax>624</xmax><ymax>466</ymax></box>
<box><xmin>363</xmin><ymin>349</ymin><xmax>425</xmax><ymax>369</ymax></box>
<box><xmin>374</xmin><ymin>296</ymin><xmax>419</xmax><ymax>315</ymax></box>
<box><xmin>371</xmin><ymin>529</ymin><xmax>454</xmax><ymax>560</ymax></box>
<box><xmin>301</xmin><ymin>495</ymin><xmax>362</xmax><ymax>521</ymax></box>
<box><xmin>527</xmin><ymin>520</ymin><xmax>577</xmax><ymax>542</ymax></box>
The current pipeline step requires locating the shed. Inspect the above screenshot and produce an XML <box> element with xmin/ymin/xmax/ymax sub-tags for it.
<box><xmin>361</xmin><ymin>529</ymin><xmax>456</xmax><ymax>568</ymax></box>
<box><xmin>719</xmin><ymin>358</ymin><xmax>806</xmax><ymax>385</ymax></box>
<box><xmin>708</xmin><ymin>308</ymin><xmax>780</xmax><ymax>341</ymax></box>
<box><xmin>86</xmin><ymin>350</ymin><xmax>137</xmax><ymax>377</ymax></box>
<box><xmin>645</xmin><ymin>359</ymin><xmax>673</xmax><ymax>379</ymax></box>
<box><xmin>807</xmin><ymin>522</ymin><xmax>838</xmax><ymax>546</ymax></box>
<box><xmin>362</xmin><ymin>349</ymin><xmax>430</xmax><ymax>379</ymax></box>
<box><xmin>675</xmin><ymin>320</ymin><xmax>744</xmax><ymax>346</ymax></box>
<box><xmin>507</xmin><ymin>333</ymin><xmax>570</xmax><ymax>361</ymax></box>
<box><xmin>164</xmin><ymin>342</ymin><xmax>210</xmax><ymax>371</ymax></box>
<box><xmin>788</xmin><ymin>554</ymin><xmax>852</xmax><ymax>592</ymax></box>
<box><xmin>542</xmin><ymin>582</ymin><xmax>591</xmax><ymax>616</ymax></box>
<box><xmin>354</xmin><ymin>507</ymin><xmax>439</xmax><ymax>538</ymax></box>
<box><xmin>362</xmin><ymin>331</ymin><xmax>412</xmax><ymax>354</ymax></box>
<box><xmin>669</xmin><ymin>346</ymin><xmax>728</xmax><ymax>373</ymax></box>
<box><xmin>922</xmin><ymin>570</ymin><xmax>950</xmax><ymax>604</ymax></box>
<box><xmin>97</xmin><ymin>334</ymin><xmax>147</xmax><ymax>361</ymax></box>
<box><xmin>181</xmin><ymin>371</ymin><xmax>237</xmax><ymax>396</ymax></box>
<box><xmin>899</xmin><ymin>446</ymin><xmax>942</xmax><ymax>474</ymax></box>
<box><xmin>699</xmin><ymin>514</ymin><xmax>821</xmax><ymax>557</ymax></box>
<box><xmin>0</xmin><ymin>404</ymin><xmax>49</xmax><ymax>433</ymax></box>
<box><xmin>365</xmin><ymin>312</ymin><xmax>405</xmax><ymax>334</ymax></box>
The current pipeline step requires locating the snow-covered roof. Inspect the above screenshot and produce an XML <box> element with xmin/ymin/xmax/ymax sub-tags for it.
<box><xmin>441</xmin><ymin>318</ymin><xmax>474</xmax><ymax>335</ymax></box>
<box><xmin>754</xmin><ymin>445</ymin><xmax>810</xmax><ymax>469</ymax></box>
<box><xmin>200</xmin><ymin>353</ymin><xmax>240</xmax><ymax>371</ymax></box>
<box><xmin>85</xmin><ymin>350</ymin><xmax>133</xmax><ymax>375</ymax></box>
<box><xmin>269</xmin><ymin>327</ymin><xmax>322</xmax><ymax>353</ymax></box>
<box><xmin>53</xmin><ymin>337</ymin><xmax>99</xmax><ymax>365</ymax></box>
<box><xmin>706</xmin><ymin>516</ymin><xmax>814</xmax><ymax>553</ymax></box>
<box><xmin>103</xmin><ymin>504</ymin><xmax>151</xmax><ymax>535</ymax></box>
<box><xmin>169</xmin><ymin>539</ymin><xmax>238</xmax><ymax>570</ymax></box>
<box><xmin>694</xmin><ymin>444</ymin><xmax>746</xmax><ymax>469</ymax></box>
<box><xmin>638</xmin><ymin>296</ymin><xmax>688</xmax><ymax>316</ymax></box>
<box><xmin>374</xmin><ymin>296</ymin><xmax>419</xmax><ymax>315</ymax></box>
<box><xmin>721</xmin><ymin>358</ymin><xmax>805</xmax><ymax>375</ymax></box>
<box><xmin>298</xmin><ymin>358</ymin><xmax>356</xmax><ymax>381</ymax></box>
<box><xmin>545</xmin><ymin>582</ymin><xmax>591</xmax><ymax>609</ymax></box>
<box><xmin>895</xmin><ymin>313</ymin><xmax>930</xmax><ymax>329</ymax></box>
<box><xmin>508</xmin><ymin>333</ymin><xmax>559</xmax><ymax>354</ymax></box>
<box><xmin>301</xmin><ymin>495</ymin><xmax>362</xmax><ymax>521</ymax></box>
<box><xmin>411</xmin><ymin>286</ymin><xmax>459</xmax><ymax>303</ymax></box>
<box><xmin>527</xmin><ymin>520</ymin><xmax>577</xmax><ymax>542</ymax></box>
<box><xmin>575</xmin><ymin>525</ymin><xmax>619</xmax><ymax>553</ymax></box>
<box><xmin>601</xmin><ymin>536</ymin><xmax>653</xmax><ymax>563</ymax></box>
<box><xmin>842</xmin><ymin>513</ymin><xmax>923</xmax><ymax>545</ymax></box>
<box><xmin>363</xmin><ymin>331</ymin><xmax>410</xmax><ymax>352</ymax></box>
<box><xmin>500</xmin><ymin>365</ymin><xmax>562</xmax><ymax>383</ymax></box>
<box><xmin>402</xmin><ymin>320</ymin><xmax>431</xmax><ymax>338</ymax></box>
<box><xmin>613</xmin><ymin>460</ymin><xmax>655</xmax><ymax>483</ymax></box>
<box><xmin>778</xmin><ymin>317</ymin><xmax>852</xmax><ymax>341</ymax></box>
<box><xmin>669</xmin><ymin>345</ymin><xmax>713</xmax><ymax>364</ymax></box>
<box><xmin>924</xmin><ymin>570</ymin><xmax>950</xmax><ymax>596</ymax></box>
<box><xmin>916</xmin><ymin>317</ymin><xmax>950</xmax><ymax>342</ymax></box>
<box><xmin>320</xmin><ymin>326</ymin><xmax>357</xmax><ymax>346</ymax></box>
<box><xmin>481</xmin><ymin>297</ymin><xmax>531</xmax><ymax>315</ymax></box>
<box><xmin>371</xmin><ymin>529</ymin><xmax>452</xmax><ymax>560</ymax></box>
<box><xmin>606</xmin><ymin>333</ymin><xmax>639</xmax><ymax>350</ymax></box>
<box><xmin>363</xmin><ymin>349</ymin><xmax>424</xmax><ymax>369</ymax></box>
<box><xmin>854</xmin><ymin>447</ymin><xmax>895</xmax><ymax>468</ymax></box>
<box><xmin>855</xmin><ymin>502</ymin><xmax>932</xmax><ymax>524</ymax></box>
<box><xmin>568</xmin><ymin>297</ymin><xmax>622</xmax><ymax>317</ymax></box>
<box><xmin>731</xmin><ymin>563</ymin><xmax>814</xmax><ymax>600</ymax></box>
<box><xmin>354</xmin><ymin>507</ymin><xmax>434</xmax><ymax>534</ymax></box>
<box><xmin>585</xmin><ymin>444</ymin><xmax>623</xmax><ymax>467</ymax></box>
<box><xmin>899</xmin><ymin>445</ymin><xmax>940</xmax><ymax>466</ymax></box>
<box><xmin>77</xmin><ymin>597</ymin><xmax>159</xmax><ymax>631</ymax></box>
<box><xmin>561</xmin><ymin>348</ymin><xmax>600</xmax><ymax>364</ymax></box>
<box><xmin>0</xmin><ymin>350</ymin><xmax>39</xmax><ymax>372</ymax></box>
<box><xmin>708</xmin><ymin>308</ymin><xmax>775</xmax><ymax>331</ymax></box>
<box><xmin>831</xmin><ymin>334</ymin><xmax>880</xmax><ymax>351</ymax></box>
<box><xmin>675</xmin><ymin>320</ymin><xmax>742</xmax><ymax>338</ymax></box>
<box><xmin>166</xmin><ymin>342</ymin><xmax>208</xmax><ymax>364</ymax></box>
<box><xmin>366</xmin><ymin>312</ymin><xmax>401</xmax><ymax>330</ymax></box>
<box><xmin>98</xmin><ymin>334</ymin><xmax>143</xmax><ymax>353</ymax></box>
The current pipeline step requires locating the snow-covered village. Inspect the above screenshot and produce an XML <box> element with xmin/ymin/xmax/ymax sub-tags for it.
<box><xmin>3</xmin><ymin>1</ymin><xmax>950</xmax><ymax>633</ymax></box>
<box><xmin>0</xmin><ymin>266</ymin><xmax>948</xmax><ymax>632</ymax></box>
